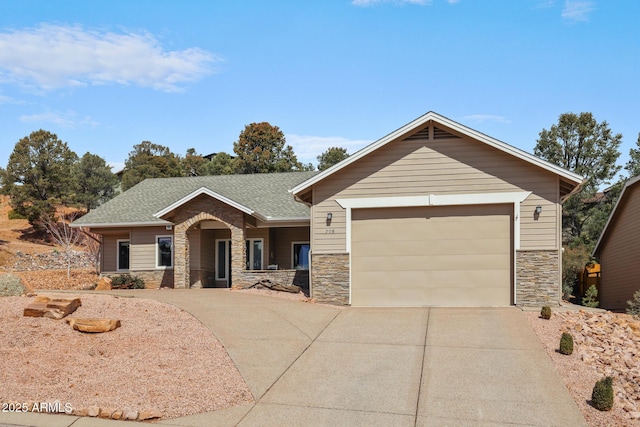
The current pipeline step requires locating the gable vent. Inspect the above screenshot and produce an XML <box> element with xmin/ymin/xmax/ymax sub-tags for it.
<box><xmin>404</xmin><ymin>127</ymin><xmax>430</xmax><ymax>141</ymax></box>
<box><xmin>433</xmin><ymin>126</ymin><xmax>461</xmax><ymax>140</ymax></box>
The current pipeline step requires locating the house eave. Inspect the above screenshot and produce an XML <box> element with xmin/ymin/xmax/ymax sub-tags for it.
<box><xmin>71</xmin><ymin>220</ymin><xmax>173</xmax><ymax>229</ymax></box>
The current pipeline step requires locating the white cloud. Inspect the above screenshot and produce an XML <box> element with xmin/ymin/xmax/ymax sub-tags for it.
<box><xmin>352</xmin><ymin>0</ymin><xmax>432</xmax><ymax>6</ymax></box>
<box><xmin>535</xmin><ymin>0</ymin><xmax>557</xmax><ymax>8</ymax></box>
<box><xmin>286</xmin><ymin>134</ymin><xmax>372</xmax><ymax>165</ymax></box>
<box><xmin>0</xmin><ymin>24</ymin><xmax>219</xmax><ymax>92</ymax></box>
<box><xmin>462</xmin><ymin>114</ymin><xmax>511</xmax><ymax>124</ymax></box>
<box><xmin>20</xmin><ymin>111</ymin><xmax>98</xmax><ymax>128</ymax></box>
<box><xmin>561</xmin><ymin>0</ymin><xmax>595</xmax><ymax>22</ymax></box>
<box><xmin>0</xmin><ymin>94</ymin><xmax>24</xmax><ymax>105</ymax></box>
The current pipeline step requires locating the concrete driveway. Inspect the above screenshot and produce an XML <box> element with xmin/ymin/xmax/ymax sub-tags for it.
<box><xmin>1</xmin><ymin>290</ymin><xmax>586</xmax><ymax>427</ymax></box>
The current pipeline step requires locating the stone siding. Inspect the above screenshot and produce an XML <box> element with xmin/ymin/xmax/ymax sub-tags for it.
<box><xmin>311</xmin><ymin>253</ymin><xmax>350</xmax><ymax>305</ymax></box>
<box><xmin>169</xmin><ymin>195</ymin><xmax>246</xmax><ymax>289</ymax></box>
<box><xmin>516</xmin><ymin>250</ymin><xmax>560</xmax><ymax>306</ymax></box>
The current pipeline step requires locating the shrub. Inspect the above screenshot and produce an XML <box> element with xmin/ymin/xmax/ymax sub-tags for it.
<box><xmin>540</xmin><ymin>306</ymin><xmax>552</xmax><ymax>320</ymax></box>
<box><xmin>562</xmin><ymin>245</ymin><xmax>590</xmax><ymax>300</ymax></box>
<box><xmin>7</xmin><ymin>209</ymin><xmax>26</xmax><ymax>220</ymax></box>
<box><xmin>559</xmin><ymin>332</ymin><xmax>574</xmax><ymax>355</ymax></box>
<box><xmin>110</xmin><ymin>273</ymin><xmax>145</xmax><ymax>290</ymax></box>
<box><xmin>0</xmin><ymin>273</ymin><xmax>30</xmax><ymax>296</ymax></box>
<box><xmin>591</xmin><ymin>377</ymin><xmax>614</xmax><ymax>411</ymax></box>
<box><xmin>582</xmin><ymin>284</ymin><xmax>599</xmax><ymax>308</ymax></box>
<box><xmin>627</xmin><ymin>289</ymin><xmax>640</xmax><ymax>320</ymax></box>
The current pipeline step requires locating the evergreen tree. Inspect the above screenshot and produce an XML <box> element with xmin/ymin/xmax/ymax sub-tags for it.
<box><xmin>1</xmin><ymin>130</ymin><xmax>78</xmax><ymax>224</ymax></box>
<box><xmin>73</xmin><ymin>152</ymin><xmax>118</xmax><ymax>211</ymax></box>
<box><xmin>233</xmin><ymin>122</ymin><xmax>312</xmax><ymax>173</ymax></box>
<box><xmin>206</xmin><ymin>152</ymin><xmax>237</xmax><ymax>175</ymax></box>
<box><xmin>625</xmin><ymin>132</ymin><xmax>640</xmax><ymax>179</ymax></box>
<box><xmin>317</xmin><ymin>146</ymin><xmax>349</xmax><ymax>171</ymax></box>
<box><xmin>534</xmin><ymin>112</ymin><xmax>622</xmax><ymax>247</ymax></box>
<box><xmin>121</xmin><ymin>141</ymin><xmax>182</xmax><ymax>190</ymax></box>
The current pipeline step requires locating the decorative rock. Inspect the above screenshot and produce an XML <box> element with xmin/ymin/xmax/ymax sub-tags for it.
<box><xmin>99</xmin><ymin>407</ymin><xmax>114</xmax><ymax>418</ymax></box>
<box><xmin>23</xmin><ymin>296</ymin><xmax>81</xmax><ymax>319</ymax></box>
<box><xmin>561</xmin><ymin>310</ymin><xmax>640</xmax><ymax>421</ymax></box>
<box><xmin>73</xmin><ymin>407</ymin><xmax>88</xmax><ymax>417</ymax></box>
<box><xmin>66</xmin><ymin>318</ymin><xmax>121</xmax><ymax>333</ymax></box>
<box><xmin>111</xmin><ymin>410</ymin><xmax>123</xmax><ymax>420</ymax></box>
<box><xmin>123</xmin><ymin>409</ymin><xmax>138</xmax><ymax>421</ymax></box>
<box><xmin>87</xmin><ymin>405</ymin><xmax>99</xmax><ymax>417</ymax></box>
<box><xmin>95</xmin><ymin>276</ymin><xmax>112</xmax><ymax>291</ymax></box>
<box><xmin>138</xmin><ymin>409</ymin><xmax>162</xmax><ymax>421</ymax></box>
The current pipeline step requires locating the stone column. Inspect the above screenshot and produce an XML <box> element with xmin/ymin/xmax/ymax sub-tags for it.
<box><xmin>173</xmin><ymin>224</ymin><xmax>189</xmax><ymax>289</ymax></box>
<box><xmin>230</xmin><ymin>222</ymin><xmax>246</xmax><ymax>287</ymax></box>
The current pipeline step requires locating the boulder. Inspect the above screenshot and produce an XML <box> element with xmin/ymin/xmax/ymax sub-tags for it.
<box><xmin>67</xmin><ymin>318</ymin><xmax>121</xmax><ymax>333</ymax></box>
<box><xmin>23</xmin><ymin>296</ymin><xmax>81</xmax><ymax>319</ymax></box>
<box><xmin>95</xmin><ymin>277</ymin><xmax>112</xmax><ymax>291</ymax></box>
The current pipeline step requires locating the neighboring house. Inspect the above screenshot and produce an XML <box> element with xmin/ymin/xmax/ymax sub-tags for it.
<box><xmin>592</xmin><ymin>175</ymin><xmax>640</xmax><ymax>311</ymax></box>
<box><xmin>72</xmin><ymin>111</ymin><xmax>583</xmax><ymax>307</ymax></box>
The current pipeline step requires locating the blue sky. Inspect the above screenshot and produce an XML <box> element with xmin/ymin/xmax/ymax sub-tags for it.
<box><xmin>0</xmin><ymin>0</ymin><xmax>638</xmax><ymax>179</ymax></box>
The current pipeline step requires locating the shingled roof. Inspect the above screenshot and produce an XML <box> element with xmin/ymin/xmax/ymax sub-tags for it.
<box><xmin>73</xmin><ymin>171</ymin><xmax>317</xmax><ymax>227</ymax></box>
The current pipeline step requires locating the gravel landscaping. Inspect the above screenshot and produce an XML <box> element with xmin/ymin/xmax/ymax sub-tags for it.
<box><xmin>527</xmin><ymin>308</ymin><xmax>640</xmax><ymax>427</ymax></box>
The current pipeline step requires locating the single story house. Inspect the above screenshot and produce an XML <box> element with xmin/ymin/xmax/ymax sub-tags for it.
<box><xmin>592</xmin><ymin>175</ymin><xmax>640</xmax><ymax>311</ymax></box>
<box><xmin>72</xmin><ymin>111</ymin><xmax>583</xmax><ymax>307</ymax></box>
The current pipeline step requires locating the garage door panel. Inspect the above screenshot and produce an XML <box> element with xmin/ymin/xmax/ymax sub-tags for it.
<box><xmin>353</xmin><ymin>268</ymin><xmax>510</xmax><ymax>288</ymax></box>
<box><xmin>351</xmin><ymin>204</ymin><xmax>512</xmax><ymax>307</ymax></box>
<box><xmin>352</xmin><ymin>238</ymin><xmax>510</xmax><ymax>257</ymax></box>
<box><xmin>354</xmin><ymin>286</ymin><xmax>511</xmax><ymax>307</ymax></box>
<box><xmin>352</xmin><ymin>218</ymin><xmax>508</xmax><ymax>242</ymax></box>
<box><xmin>352</xmin><ymin>253</ymin><xmax>510</xmax><ymax>272</ymax></box>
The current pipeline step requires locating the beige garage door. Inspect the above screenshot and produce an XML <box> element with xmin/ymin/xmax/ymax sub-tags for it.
<box><xmin>351</xmin><ymin>204</ymin><xmax>512</xmax><ymax>307</ymax></box>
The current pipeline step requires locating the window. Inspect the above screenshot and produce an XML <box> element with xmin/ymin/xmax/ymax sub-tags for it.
<box><xmin>216</xmin><ymin>239</ymin><xmax>230</xmax><ymax>281</ymax></box>
<box><xmin>156</xmin><ymin>235</ymin><xmax>173</xmax><ymax>268</ymax></box>
<box><xmin>117</xmin><ymin>240</ymin><xmax>130</xmax><ymax>271</ymax></box>
<box><xmin>245</xmin><ymin>238</ymin><xmax>263</xmax><ymax>270</ymax></box>
<box><xmin>292</xmin><ymin>242</ymin><xmax>310</xmax><ymax>269</ymax></box>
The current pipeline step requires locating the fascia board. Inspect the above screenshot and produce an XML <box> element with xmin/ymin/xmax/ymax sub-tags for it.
<box><xmin>70</xmin><ymin>220</ymin><xmax>172</xmax><ymax>228</ymax></box>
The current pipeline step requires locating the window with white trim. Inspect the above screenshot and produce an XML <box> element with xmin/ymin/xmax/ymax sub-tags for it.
<box><xmin>117</xmin><ymin>239</ymin><xmax>130</xmax><ymax>271</ymax></box>
<box><xmin>292</xmin><ymin>242</ymin><xmax>310</xmax><ymax>269</ymax></box>
<box><xmin>215</xmin><ymin>239</ymin><xmax>231</xmax><ymax>281</ymax></box>
<box><xmin>156</xmin><ymin>235</ymin><xmax>173</xmax><ymax>268</ymax></box>
<box><xmin>245</xmin><ymin>238</ymin><xmax>263</xmax><ymax>270</ymax></box>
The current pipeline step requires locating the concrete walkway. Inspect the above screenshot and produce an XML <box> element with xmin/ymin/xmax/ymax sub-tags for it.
<box><xmin>0</xmin><ymin>290</ymin><xmax>587</xmax><ymax>427</ymax></box>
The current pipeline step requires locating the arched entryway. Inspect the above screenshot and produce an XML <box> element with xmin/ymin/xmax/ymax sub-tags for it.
<box><xmin>172</xmin><ymin>206</ymin><xmax>246</xmax><ymax>289</ymax></box>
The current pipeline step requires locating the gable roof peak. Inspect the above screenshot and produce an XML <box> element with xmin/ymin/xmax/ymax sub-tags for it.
<box><xmin>290</xmin><ymin>111</ymin><xmax>583</xmax><ymax>197</ymax></box>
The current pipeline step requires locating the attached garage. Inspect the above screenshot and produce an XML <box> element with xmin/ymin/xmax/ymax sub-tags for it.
<box><xmin>350</xmin><ymin>204</ymin><xmax>513</xmax><ymax>307</ymax></box>
<box><xmin>291</xmin><ymin>111</ymin><xmax>584</xmax><ymax>307</ymax></box>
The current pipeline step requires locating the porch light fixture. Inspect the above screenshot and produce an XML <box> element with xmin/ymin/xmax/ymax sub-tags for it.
<box><xmin>535</xmin><ymin>206</ymin><xmax>542</xmax><ymax>215</ymax></box>
<box><xmin>326</xmin><ymin>212</ymin><xmax>333</xmax><ymax>221</ymax></box>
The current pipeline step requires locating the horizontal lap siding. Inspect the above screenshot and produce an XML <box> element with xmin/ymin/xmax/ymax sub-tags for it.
<box><xmin>312</xmin><ymin>131</ymin><xmax>559</xmax><ymax>253</ymax></box>
<box><xmin>102</xmin><ymin>232</ymin><xmax>130</xmax><ymax>271</ymax></box>
<box><xmin>599</xmin><ymin>185</ymin><xmax>640</xmax><ymax>311</ymax></box>
<box><xmin>274</xmin><ymin>227</ymin><xmax>310</xmax><ymax>269</ymax></box>
<box><xmin>130</xmin><ymin>227</ymin><xmax>170</xmax><ymax>270</ymax></box>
